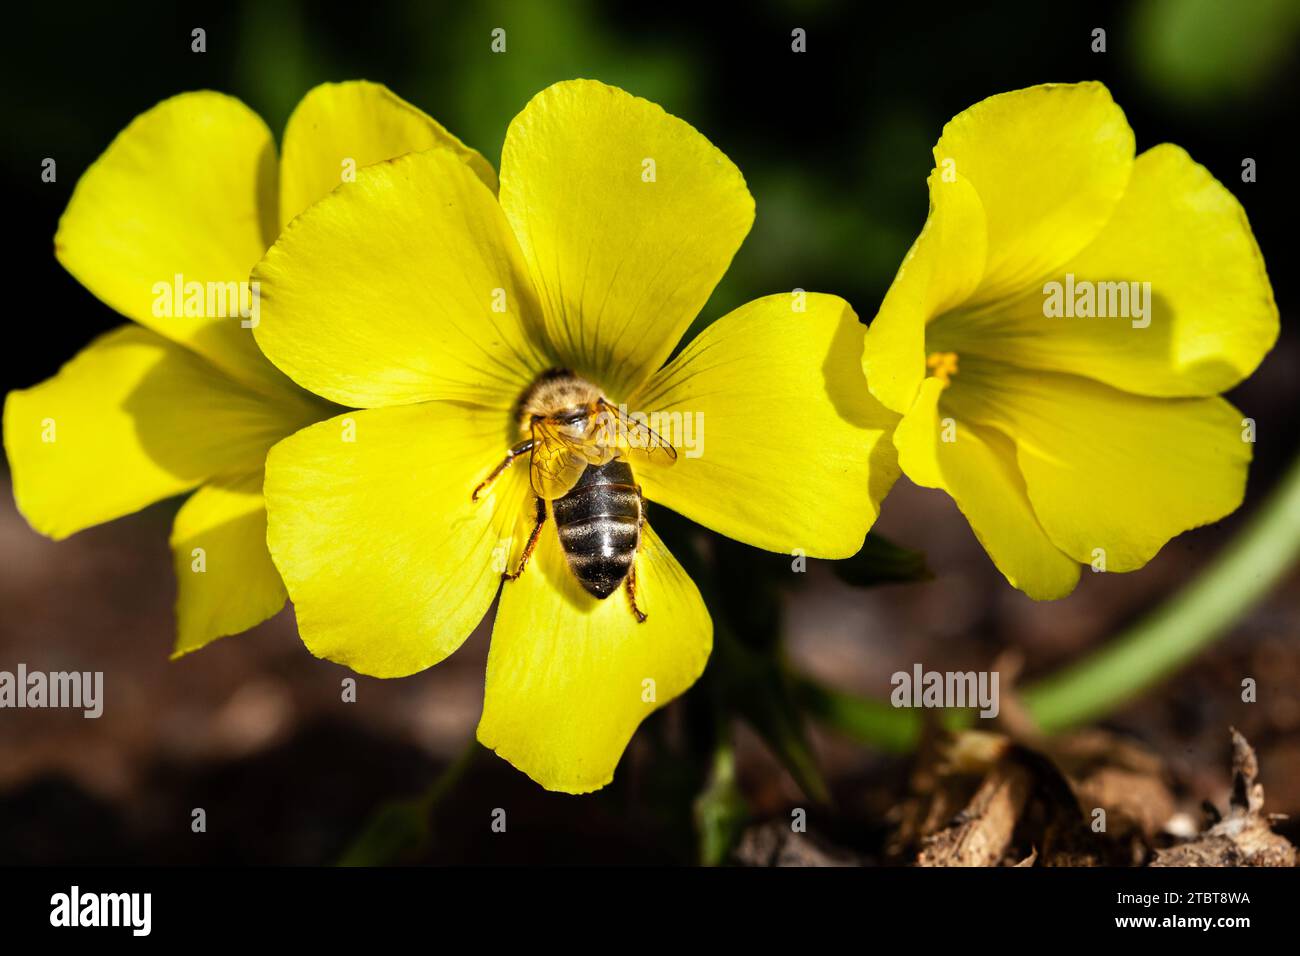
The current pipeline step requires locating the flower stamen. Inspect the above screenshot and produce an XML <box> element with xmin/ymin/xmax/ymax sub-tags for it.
<box><xmin>926</xmin><ymin>351</ymin><xmax>960</xmax><ymax>387</ymax></box>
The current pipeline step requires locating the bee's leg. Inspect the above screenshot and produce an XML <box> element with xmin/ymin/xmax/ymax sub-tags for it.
<box><xmin>504</xmin><ymin>497</ymin><xmax>547</xmax><ymax>581</ymax></box>
<box><xmin>472</xmin><ymin>438</ymin><xmax>534</xmax><ymax>501</ymax></box>
<box><xmin>624</xmin><ymin>565</ymin><xmax>647</xmax><ymax>624</ymax></box>
<box><xmin>625</xmin><ymin>496</ymin><xmax>648</xmax><ymax>622</ymax></box>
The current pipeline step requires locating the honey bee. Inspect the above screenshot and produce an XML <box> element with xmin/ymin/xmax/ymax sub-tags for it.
<box><xmin>472</xmin><ymin>369</ymin><xmax>677</xmax><ymax>621</ymax></box>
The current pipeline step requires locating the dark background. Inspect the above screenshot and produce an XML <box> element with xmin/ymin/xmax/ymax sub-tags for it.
<box><xmin>1</xmin><ymin>0</ymin><xmax>1298</xmax><ymax>864</ymax></box>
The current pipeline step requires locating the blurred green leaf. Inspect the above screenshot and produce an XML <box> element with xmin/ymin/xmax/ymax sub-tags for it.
<box><xmin>693</xmin><ymin>744</ymin><xmax>748</xmax><ymax>866</ymax></box>
<box><xmin>1131</xmin><ymin>0</ymin><xmax>1300</xmax><ymax>108</ymax></box>
<box><xmin>337</xmin><ymin>796</ymin><xmax>432</xmax><ymax>867</ymax></box>
<box><xmin>337</xmin><ymin>740</ymin><xmax>479</xmax><ymax>866</ymax></box>
<box><xmin>832</xmin><ymin>532</ymin><xmax>932</xmax><ymax>588</ymax></box>
<box><xmin>795</xmin><ymin>675</ymin><xmax>927</xmax><ymax>752</ymax></box>
<box><xmin>686</xmin><ymin>539</ymin><xmax>829</xmax><ymax>801</ymax></box>
<box><xmin>406</xmin><ymin>0</ymin><xmax>694</xmax><ymax>165</ymax></box>
<box><xmin>237</xmin><ymin>1</ymin><xmax>328</xmax><ymax>132</ymax></box>
<box><xmin>714</xmin><ymin>626</ymin><xmax>830</xmax><ymax>803</ymax></box>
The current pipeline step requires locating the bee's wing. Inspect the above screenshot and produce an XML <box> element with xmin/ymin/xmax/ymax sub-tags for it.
<box><xmin>597</xmin><ymin>398</ymin><xmax>678</xmax><ymax>466</ymax></box>
<box><xmin>530</xmin><ymin>417</ymin><xmax>600</xmax><ymax>500</ymax></box>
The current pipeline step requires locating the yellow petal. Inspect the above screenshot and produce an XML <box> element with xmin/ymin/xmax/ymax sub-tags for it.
<box><xmin>934</xmin><ymin>144</ymin><xmax>1278</xmax><ymax>398</ymax></box>
<box><xmin>278</xmin><ymin>80</ymin><xmax>497</xmax><ymax>229</ymax></box>
<box><xmin>263</xmin><ymin>402</ymin><xmax>528</xmax><ymax>678</ymax></box>
<box><xmin>498</xmin><ymin>79</ymin><xmax>755</xmax><ymax>396</ymax></box>
<box><xmin>862</xmin><ymin>170</ymin><xmax>986</xmax><ymax>414</ymax></box>
<box><xmin>4</xmin><ymin>325</ymin><xmax>320</xmax><ymax>540</ymax></box>
<box><xmin>254</xmin><ymin>148</ymin><xmax>550</xmax><ymax>410</ymax></box>
<box><xmin>170</xmin><ymin>472</ymin><xmax>286</xmax><ymax>656</ymax></box>
<box><xmin>895</xmin><ymin>378</ymin><xmax>1080</xmax><ymax>599</ymax></box>
<box><xmin>478</xmin><ymin>522</ymin><xmax>711</xmax><ymax>793</ymax></box>
<box><xmin>631</xmin><ymin>293</ymin><xmax>899</xmax><ymax>558</ymax></box>
<box><xmin>54</xmin><ymin>91</ymin><xmax>287</xmax><ymax>397</ymax></box>
<box><xmin>934</xmin><ymin>82</ymin><xmax>1135</xmax><ymax>304</ymax></box>
<box><xmin>947</xmin><ymin>363</ymin><xmax>1250</xmax><ymax>572</ymax></box>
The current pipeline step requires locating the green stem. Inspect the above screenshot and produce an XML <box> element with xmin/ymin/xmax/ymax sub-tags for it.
<box><xmin>693</xmin><ymin>737</ymin><xmax>748</xmax><ymax>866</ymax></box>
<box><xmin>414</xmin><ymin>736</ymin><xmax>480</xmax><ymax>815</ymax></box>
<box><xmin>1021</xmin><ymin>447</ymin><xmax>1300</xmax><ymax>732</ymax></box>
<box><xmin>337</xmin><ymin>738</ymin><xmax>480</xmax><ymax>866</ymax></box>
<box><xmin>805</xmin><ymin>447</ymin><xmax>1300</xmax><ymax>745</ymax></box>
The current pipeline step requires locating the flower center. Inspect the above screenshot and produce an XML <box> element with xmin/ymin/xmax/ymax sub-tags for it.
<box><xmin>926</xmin><ymin>351</ymin><xmax>960</xmax><ymax>387</ymax></box>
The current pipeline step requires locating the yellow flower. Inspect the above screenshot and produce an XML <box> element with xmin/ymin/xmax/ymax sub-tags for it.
<box><xmin>252</xmin><ymin>79</ymin><xmax>899</xmax><ymax>793</ymax></box>
<box><xmin>863</xmin><ymin>82</ymin><xmax>1278</xmax><ymax>599</ymax></box>
<box><xmin>3</xmin><ymin>81</ymin><xmax>492</xmax><ymax>654</ymax></box>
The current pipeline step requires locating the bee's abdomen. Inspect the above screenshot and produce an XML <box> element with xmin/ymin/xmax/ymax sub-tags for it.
<box><xmin>554</xmin><ymin>460</ymin><xmax>642</xmax><ymax>599</ymax></box>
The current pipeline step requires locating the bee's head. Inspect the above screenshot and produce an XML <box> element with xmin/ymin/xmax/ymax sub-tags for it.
<box><xmin>555</xmin><ymin>407</ymin><xmax>591</xmax><ymax>425</ymax></box>
<box><xmin>516</xmin><ymin>368</ymin><xmax>602</xmax><ymax>431</ymax></box>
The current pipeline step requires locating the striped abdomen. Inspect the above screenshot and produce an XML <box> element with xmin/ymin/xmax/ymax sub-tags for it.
<box><xmin>553</xmin><ymin>459</ymin><xmax>643</xmax><ymax>599</ymax></box>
